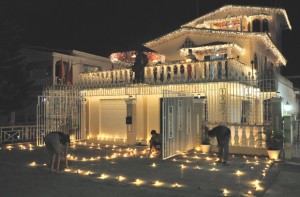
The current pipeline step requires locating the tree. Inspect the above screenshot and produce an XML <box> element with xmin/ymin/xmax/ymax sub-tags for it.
<box><xmin>0</xmin><ymin>19</ymin><xmax>33</xmax><ymax>119</ymax></box>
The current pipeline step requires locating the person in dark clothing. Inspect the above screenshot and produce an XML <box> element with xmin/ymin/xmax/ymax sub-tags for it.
<box><xmin>44</xmin><ymin>131</ymin><xmax>70</xmax><ymax>173</ymax></box>
<box><xmin>208</xmin><ymin>125</ymin><xmax>231</xmax><ymax>165</ymax></box>
<box><xmin>148</xmin><ymin>130</ymin><xmax>162</xmax><ymax>157</ymax></box>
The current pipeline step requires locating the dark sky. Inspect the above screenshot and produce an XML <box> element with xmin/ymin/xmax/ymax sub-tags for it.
<box><xmin>1</xmin><ymin>0</ymin><xmax>299</xmax><ymax>86</ymax></box>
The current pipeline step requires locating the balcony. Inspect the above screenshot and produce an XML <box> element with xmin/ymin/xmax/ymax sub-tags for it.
<box><xmin>79</xmin><ymin>59</ymin><xmax>257</xmax><ymax>87</ymax></box>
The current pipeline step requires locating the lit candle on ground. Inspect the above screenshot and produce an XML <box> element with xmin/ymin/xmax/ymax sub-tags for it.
<box><xmin>133</xmin><ymin>179</ymin><xmax>144</xmax><ymax>186</ymax></box>
<box><xmin>153</xmin><ymin>180</ymin><xmax>163</xmax><ymax>187</ymax></box>
<box><xmin>117</xmin><ymin>176</ymin><xmax>126</xmax><ymax>181</ymax></box>
<box><xmin>171</xmin><ymin>183</ymin><xmax>181</xmax><ymax>188</ymax></box>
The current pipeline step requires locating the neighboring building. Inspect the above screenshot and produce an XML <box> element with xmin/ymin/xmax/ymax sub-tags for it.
<box><xmin>39</xmin><ymin>5</ymin><xmax>299</xmax><ymax>159</ymax></box>
<box><xmin>0</xmin><ymin>46</ymin><xmax>118</xmax><ymax>125</ymax></box>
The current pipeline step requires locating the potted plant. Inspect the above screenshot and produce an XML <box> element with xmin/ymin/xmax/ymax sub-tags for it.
<box><xmin>200</xmin><ymin>127</ymin><xmax>211</xmax><ymax>154</ymax></box>
<box><xmin>265</xmin><ymin>130</ymin><xmax>284</xmax><ymax>160</ymax></box>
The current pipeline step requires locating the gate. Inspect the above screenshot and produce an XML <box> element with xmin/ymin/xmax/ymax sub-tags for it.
<box><xmin>36</xmin><ymin>86</ymin><xmax>83</xmax><ymax>146</ymax></box>
<box><xmin>162</xmin><ymin>90</ymin><xmax>195</xmax><ymax>160</ymax></box>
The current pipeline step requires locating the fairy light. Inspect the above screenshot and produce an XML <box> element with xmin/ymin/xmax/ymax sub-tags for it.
<box><xmin>144</xmin><ymin>27</ymin><xmax>286</xmax><ymax>65</ymax></box>
<box><xmin>180</xmin><ymin>43</ymin><xmax>245</xmax><ymax>57</ymax></box>
<box><xmin>110</xmin><ymin>51</ymin><xmax>165</xmax><ymax>64</ymax></box>
<box><xmin>181</xmin><ymin>5</ymin><xmax>291</xmax><ymax>30</ymax></box>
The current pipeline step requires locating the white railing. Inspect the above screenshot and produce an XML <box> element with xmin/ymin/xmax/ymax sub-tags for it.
<box><xmin>207</xmin><ymin>123</ymin><xmax>267</xmax><ymax>148</ymax></box>
<box><xmin>144</xmin><ymin>59</ymin><xmax>255</xmax><ymax>84</ymax></box>
<box><xmin>78</xmin><ymin>59</ymin><xmax>257</xmax><ymax>87</ymax></box>
<box><xmin>0</xmin><ymin>125</ymin><xmax>38</xmax><ymax>144</ymax></box>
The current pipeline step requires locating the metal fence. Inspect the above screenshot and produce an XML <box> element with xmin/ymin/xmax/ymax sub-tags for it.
<box><xmin>36</xmin><ymin>85</ymin><xmax>83</xmax><ymax>146</ymax></box>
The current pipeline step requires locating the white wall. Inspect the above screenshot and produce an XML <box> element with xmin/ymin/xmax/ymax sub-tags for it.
<box><xmin>278</xmin><ymin>75</ymin><xmax>299</xmax><ymax>116</ymax></box>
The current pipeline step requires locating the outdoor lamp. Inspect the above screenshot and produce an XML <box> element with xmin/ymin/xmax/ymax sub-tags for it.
<box><xmin>284</xmin><ymin>101</ymin><xmax>291</xmax><ymax>114</ymax></box>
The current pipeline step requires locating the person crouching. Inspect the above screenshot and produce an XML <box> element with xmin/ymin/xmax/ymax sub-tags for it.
<box><xmin>44</xmin><ymin>131</ymin><xmax>70</xmax><ymax>173</ymax></box>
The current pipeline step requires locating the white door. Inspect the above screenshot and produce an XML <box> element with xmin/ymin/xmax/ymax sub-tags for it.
<box><xmin>162</xmin><ymin>91</ymin><xmax>194</xmax><ymax>160</ymax></box>
<box><xmin>100</xmin><ymin>99</ymin><xmax>127</xmax><ymax>139</ymax></box>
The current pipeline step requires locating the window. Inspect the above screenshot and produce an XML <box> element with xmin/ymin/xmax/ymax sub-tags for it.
<box><xmin>262</xmin><ymin>19</ymin><xmax>269</xmax><ymax>32</ymax></box>
<box><xmin>241</xmin><ymin>100</ymin><xmax>250</xmax><ymax>123</ymax></box>
<box><xmin>252</xmin><ymin>19</ymin><xmax>261</xmax><ymax>32</ymax></box>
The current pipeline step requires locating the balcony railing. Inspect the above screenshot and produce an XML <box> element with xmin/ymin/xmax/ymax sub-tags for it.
<box><xmin>145</xmin><ymin>59</ymin><xmax>256</xmax><ymax>84</ymax></box>
<box><xmin>78</xmin><ymin>59</ymin><xmax>257</xmax><ymax>87</ymax></box>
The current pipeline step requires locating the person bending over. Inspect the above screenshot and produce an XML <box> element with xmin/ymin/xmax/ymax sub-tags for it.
<box><xmin>44</xmin><ymin>131</ymin><xmax>70</xmax><ymax>173</ymax></box>
<box><xmin>148</xmin><ymin>130</ymin><xmax>162</xmax><ymax>156</ymax></box>
<box><xmin>208</xmin><ymin>125</ymin><xmax>231</xmax><ymax>165</ymax></box>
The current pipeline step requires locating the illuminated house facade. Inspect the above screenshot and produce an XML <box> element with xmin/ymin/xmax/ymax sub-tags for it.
<box><xmin>39</xmin><ymin>5</ymin><xmax>298</xmax><ymax>158</ymax></box>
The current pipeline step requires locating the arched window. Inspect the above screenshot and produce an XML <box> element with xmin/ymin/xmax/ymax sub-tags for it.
<box><xmin>252</xmin><ymin>19</ymin><xmax>261</xmax><ymax>32</ymax></box>
<box><xmin>262</xmin><ymin>19</ymin><xmax>269</xmax><ymax>32</ymax></box>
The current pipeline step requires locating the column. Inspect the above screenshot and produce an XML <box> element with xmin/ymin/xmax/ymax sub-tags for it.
<box><xmin>283</xmin><ymin>115</ymin><xmax>294</xmax><ymax>159</ymax></box>
<box><xmin>234</xmin><ymin>125</ymin><xmax>239</xmax><ymax>146</ymax></box>
<box><xmin>80</xmin><ymin>98</ymin><xmax>87</xmax><ymax>140</ymax></box>
<box><xmin>126</xmin><ymin>98</ymin><xmax>137</xmax><ymax>145</ymax></box>
<box><xmin>270</xmin><ymin>97</ymin><xmax>283</xmax><ymax>132</ymax></box>
<box><xmin>52</xmin><ymin>57</ymin><xmax>57</xmax><ymax>85</ymax></box>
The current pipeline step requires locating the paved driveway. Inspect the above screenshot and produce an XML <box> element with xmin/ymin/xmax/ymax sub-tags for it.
<box><xmin>0</xmin><ymin>141</ymin><xmax>277</xmax><ymax>197</ymax></box>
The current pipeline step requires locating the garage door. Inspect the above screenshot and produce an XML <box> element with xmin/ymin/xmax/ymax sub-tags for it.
<box><xmin>100</xmin><ymin>99</ymin><xmax>127</xmax><ymax>139</ymax></box>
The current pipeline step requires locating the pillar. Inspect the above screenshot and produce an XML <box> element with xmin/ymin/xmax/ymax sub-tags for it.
<box><xmin>270</xmin><ymin>97</ymin><xmax>283</xmax><ymax>133</ymax></box>
<box><xmin>283</xmin><ymin>115</ymin><xmax>294</xmax><ymax>159</ymax></box>
<box><xmin>126</xmin><ymin>98</ymin><xmax>137</xmax><ymax>145</ymax></box>
<box><xmin>80</xmin><ymin>98</ymin><xmax>87</xmax><ymax>140</ymax></box>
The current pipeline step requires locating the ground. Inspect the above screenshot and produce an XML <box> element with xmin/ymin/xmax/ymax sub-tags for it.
<box><xmin>0</xmin><ymin>141</ymin><xmax>299</xmax><ymax>197</ymax></box>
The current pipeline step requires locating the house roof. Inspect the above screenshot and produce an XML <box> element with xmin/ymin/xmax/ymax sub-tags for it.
<box><xmin>182</xmin><ymin>5</ymin><xmax>292</xmax><ymax>30</ymax></box>
<box><xmin>144</xmin><ymin>27</ymin><xmax>287</xmax><ymax>65</ymax></box>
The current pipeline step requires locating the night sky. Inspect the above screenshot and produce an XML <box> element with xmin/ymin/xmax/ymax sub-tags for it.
<box><xmin>1</xmin><ymin>0</ymin><xmax>299</xmax><ymax>86</ymax></box>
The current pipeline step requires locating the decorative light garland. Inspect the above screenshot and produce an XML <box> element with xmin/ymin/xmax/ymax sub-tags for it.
<box><xmin>109</xmin><ymin>51</ymin><xmax>165</xmax><ymax>65</ymax></box>
<box><xmin>180</xmin><ymin>43</ymin><xmax>245</xmax><ymax>56</ymax></box>
<box><xmin>144</xmin><ymin>27</ymin><xmax>286</xmax><ymax>65</ymax></box>
<box><xmin>181</xmin><ymin>5</ymin><xmax>291</xmax><ymax>30</ymax></box>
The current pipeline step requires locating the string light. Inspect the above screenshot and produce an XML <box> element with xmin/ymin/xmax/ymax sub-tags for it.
<box><xmin>181</xmin><ymin>5</ymin><xmax>291</xmax><ymax>30</ymax></box>
<box><xmin>144</xmin><ymin>27</ymin><xmax>286</xmax><ymax>65</ymax></box>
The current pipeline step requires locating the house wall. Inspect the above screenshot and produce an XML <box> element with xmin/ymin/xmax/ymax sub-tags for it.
<box><xmin>135</xmin><ymin>95</ymin><xmax>161</xmax><ymax>143</ymax></box>
<box><xmin>87</xmin><ymin>96</ymin><xmax>100</xmax><ymax>137</ymax></box>
<box><xmin>278</xmin><ymin>75</ymin><xmax>299</xmax><ymax>116</ymax></box>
